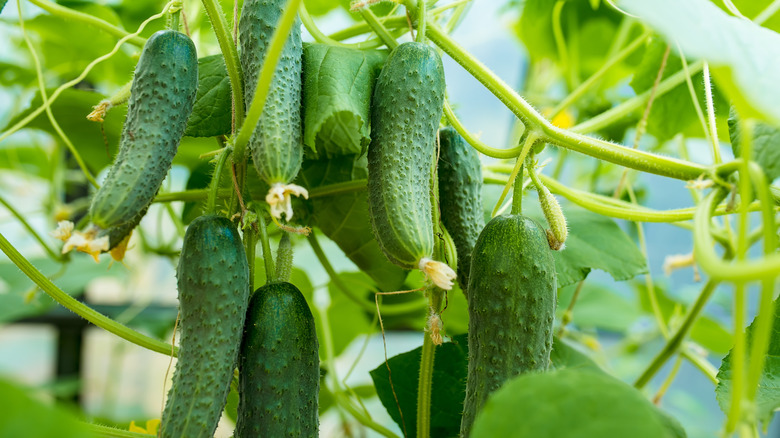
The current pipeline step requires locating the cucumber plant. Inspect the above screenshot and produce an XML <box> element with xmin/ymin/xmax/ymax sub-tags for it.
<box><xmin>2</xmin><ymin>1</ymin><xmax>780</xmax><ymax>438</ymax></box>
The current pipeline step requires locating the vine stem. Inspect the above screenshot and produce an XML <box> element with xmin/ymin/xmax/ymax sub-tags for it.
<box><xmin>253</xmin><ymin>205</ymin><xmax>275</xmax><ymax>284</ymax></box>
<box><xmin>359</xmin><ymin>7</ymin><xmax>400</xmax><ymax>49</ymax></box>
<box><xmin>233</xmin><ymin>0</ymin><xmax>300</xmax><ymax>160</ymax></box>
<box><xmin>633</xmin><ymin>279</ymin><xmax>720</xmax><ymax>389</ymax></box>
<box><xmin>0</xmin><ymin>232</ymin><xmax>175</xmax><ymax>357</ymax></box>
<box><xmin>0</xmin><ymin>194</ymin><xmax>62</xmax><ymax>261</ymax></box>
<box><xmin>26</xmin><ymin>0</ymin><xmax>146</xmax><ymax>46</ymax></box>
<box><xmin>206</xmin><ymin>146</ymin><xmax>232</xmax><ymax>215</ymax></box>
<box><xmin>416</xmin><ymin>325</ymin><xmax>435</xmax><ymax>438</ymax></box>
<box><xmin>200</xmin><ymin>0</ymin><xmax>244</xmax><ymax>125</ymax></box>
<box><xmin>299</xmin><ymin>2</ymin><xmax>386</xmax><ymax>49</ymax></box>
<box><xmin>416</xmin><ymin>0</ymin><xmax>426</xmax><ymax>43</ymax></box>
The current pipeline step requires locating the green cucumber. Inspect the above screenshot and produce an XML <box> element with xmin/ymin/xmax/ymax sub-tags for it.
<box><xmin>367</xmin><ymin>42</ymin><xmax>446</xmax><ymax>271</ymax></box>
<box><xmin>160</xmin><ymin>215</ymin><xmax>250</xmax><ymax>438</ymax></box>
<box><xmin>460</xmin><ymin>214</ymin><xmax>557</xmax><ymax>437</ymax></box>
<box><xmin>235</xmin><ymin>282</ymin><xmax>319</xmax><ymax>437</ymax></box>
<box><xmin>437</xmin><ymin>126</ymin><xmax>485</xmax><ymax>292</ymax></box>
<box><xmin>239</xmin><ymin>0</ymin><xmax>303</xmax><ymax>186</ymax></box>
<box><xmin>89</xmin><ymin>30</ymin><xmax>197</xmax><ymax>248</ymax></box>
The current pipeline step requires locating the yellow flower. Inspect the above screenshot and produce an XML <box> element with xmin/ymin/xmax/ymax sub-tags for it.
<box><xmin>266</xmin><ymin>182</ymin><xmax>309</xmax><ymax>220</ymax></box>
<box><xmin>61</xmin><ymin>227</ymin><xmax>109</xmax><ymax>263</ymax></box>
<box><xmin>128</xmin><ymin>419</ymin><xmax>160</xmax><ymax>435</ymax></box>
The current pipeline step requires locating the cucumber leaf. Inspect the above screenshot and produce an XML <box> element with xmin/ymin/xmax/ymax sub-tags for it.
<box><xmin>619</xmin><ymin>0</ymin><xmax>780</xmax><ymax>125</ymax></box>
<box><xmin>470</xmin><ymin>368</ymin><xmax>686</xmax><ymax>438</ymax></box>
<box><xmin>0</xmin><ymin>378</ymin><xmax>94</xmax><ymax>437</ymax></box>
<box><xmin>527</xmin><ymin>205</ymin><xmax>648</xmax><ymax>287</ymax></box>
<box><xmin>728</xmin><ymin>107</ymin><xmax>780</xmax><ymax>182</ymax></box>
<box><xmin>716</xmin><ymin>297</ymin><xmax>780</xmax><ymax>428</ymax></box>
<box><xmin>370</xmin><ymin>335</ymin><xmax>604</xmax><ymax>438</ymax></box>
<box><xmin>302</xmin><ymin>44</ymin><xmax>387</xmax><ymax>158</ymax></box>
<box><xmin>298</xmin><ymin>155</ymin><xmax>408</xmax><ymax>291</ymax></box>
<box><xmin>184</xmin><ymin>55</ymin><xmax>232</xmax><ymax>138</ymax></box>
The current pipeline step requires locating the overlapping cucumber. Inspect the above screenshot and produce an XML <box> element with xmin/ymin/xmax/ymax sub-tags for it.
<box><xmin>460</xmin><ymin>214</ymin><xmax>557</xmax><ymax>437</ymax></box>
<box><xmin>235</xmin><ymin>282</ymin><xmax>319</xmax><ymax>437</ymax></box>
<box><xmin>367</xmin><ymin>42</ymin><xmax>452</xmax><ymax>287</ymax></box>
<box><xmin>160</xmin><ymin>215</ymin><xmax>250</xmax><ymax>438</ymax></box>
<box><xmin>89</xmin><ymin>30</ymin><xmax>197</xmax><ymax>249</ymax></box>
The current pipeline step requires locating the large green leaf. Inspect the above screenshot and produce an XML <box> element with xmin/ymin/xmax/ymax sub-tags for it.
<box><xmin>716</xmin><ymin>298</ymin><xmax>780</xmax><ymax>428</ymax></box>
<box><xmin>184</xmin><ymin>55</ymin><xmax>232</xmax><ymax>138</ymax></box>
<box><xmin>0</xmin><ymin>377</ymin><xmax>94</xmax><ymax>437</ymax></box>
<box><xmin>728</xmin><ymin>107</ymin><xmax>780</xmax><ymax>182</ymax></box>
<box><xmin>471</xmin><ymin>368</ymin><xmax>685</xmax><ymax>438</ymax></box>
<box><xmin>302</xmin><ymin>44</ymin><xmax>387</xmax><ymax>158</ymax></box>
<box><xmin>370</xmin><ymin>335</ymin><xmax>604</xmax><ymax>437</ymax></box>
<box><xmin>298</xmin><ymin>154</ymin><xmax>408</xmax><ymax>291</ymax></box>
<box><xmin>4</xmin><ymin>88</ymin><xmax>127</xmax><ymax>174</ymax></box>
<box><xmin>527</xmin><ymin>205</ymin><xmax>648</xmax><ymax>287</ymax></box>
<box><xmin>630</xmin><ymin>39</ymin><xmax>729</xmax><ymax>142</ymax></box>
<box><xmin>619</xmin><ymin>0</ymin><xmax>780</xmax><ymax>125</ymax></box>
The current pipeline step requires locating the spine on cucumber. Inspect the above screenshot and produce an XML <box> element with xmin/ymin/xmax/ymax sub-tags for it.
<box><xmin>437</xmin><ymin>126</ymin><xmax>484</xmax><ymax>293</ymax></box>
<box><xmin>239</xmin><ymin>0</ymin><xmax>303</xmax><ymax>186</ymax></box>
<box><xmin>160</xmin><ymin>215</ymin><xmax>250</xmax><ymax>438</ymax></box>
<box><xmin>460</xmin><ymin>214</ymin><xmax>556</xmax><ymax>437</ymax></box>
<box><xmin>235</xmin><ymin>282</ymin><xmax>319</xmax><ymax>437</ymax></box>
<box><xmin>89</xmin><ymin>30</ymin><xmax>197</xmax><ymax>248</ymax></box>
<box><xmin>367</xmin><ymin>42</ymin><xmax>452</xmax><ymax>287</ymax></box>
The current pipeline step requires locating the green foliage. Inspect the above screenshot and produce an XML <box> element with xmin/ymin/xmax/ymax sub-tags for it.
<box><xmin>302</xmin><ymin>43</ymin><xmax>387</xmax><ymax>157</ymax></box>
<box><xmin>0</xmin><ymin>377</ymin><xmax>93</xmax><ymax>438</ymax></box>
<box><xmin>716</xmin><ymin>298</ymin><xmax>780</xmax><ymax>428</ymax></box>
<box><xmin>470</xmin><ymin>368</ymin><xmax>686</xmax><ymax>438</ymax></box>
<box><xmin>620</xmin><ymin>0</ymin><xmax>780</xmax><ymax>124</ymax></box>
<box><xmin>728</xmin><ymin>107</ymin><xmax>780</xmax><ymax>182</ymax></box>
<box><xmin>184</xmin><ymin>55</ymin><xmax>232</xmax><ymax>138</ymax></box>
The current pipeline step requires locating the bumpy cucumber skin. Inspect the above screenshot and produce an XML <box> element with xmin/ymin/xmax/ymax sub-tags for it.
<box><xmin>89</xmin><ymin>30</ymin><xmax>197</xmax><ymax>247</ymax></box>
<box><xmin>160</xmin><ymin>215</ymin><xmax>250</xmax><ymax>438</ymax></box>
<box><xmin>239</xmin><ymin>0</ymin><xmax>303</xmax><ymax>185</ymax></box>
<box><xmin>367</xmin><ymin>42</ymin><xmax>445</xmax><ymax>269</ymax></box>
<box><xmin>437</xmin><ymin>126</ymin><xmax>484</xmax><ymax>292</ymax></box>
<box><xmin>460</xmin><ymin>214</ymin><xmax>556</xmax><ymax>438</ymax></box>
<box><xmin>236</xmin><ymin>282</ymin><xmax>319</xmax><ymax>438</ymax></box>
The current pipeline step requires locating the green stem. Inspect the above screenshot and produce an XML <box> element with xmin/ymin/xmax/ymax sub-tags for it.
<box><xmin>307</xmin><ymin>233</ymin><xmax>426</xmax><ymax>316</ymax></box>
<box><xmin>634</xmin><ymin>279</ymin><xmax>720</xmax><ymax>389</ymax></box>
<box><xmin>153</xmin><ymin>188</ymin><xmax>229</xmax><ymax>203</ymax></box>
<box><xmin>169</xmin><ymin>4</ymin><xmax>181</xmax><ymax>31</ymax></box>
<box><xmin>274</xmin><ymin>232</ymin><xmax>293</xmax><ymax>283</ymax></box>
<box><xmin>416</xmin><ymin>0</ymin><xmax>426</xmax><ymax>43</ymax></box>
<box><xmin>200</xmin><ymin>0</ymin><xmax>244</xmax><ymax>125</ymax></box>
<box><xmin>206</xmin><ymin>146</ymin><xmax>232</xmax><ymax>215</ymax></box>
<box><xmin>254</xmin><ymin>205</ymin><xmax>275</xmax><ymax>284</ymax></box>
<box><xmin>551</xmin><ymin>28</ymin><xmax>652</xmax><ymax>118</ymax></box>
<box><xmin>233</xmin><ymin>0</ymin><xmax>300</xmax><ymax>160</ymax></box>
<box><xmin>416</xmin><ymin>327</ymin><xmax>436</xmax><ymax>438</ymax></box>
<box><xmin>0</xmin><ymin>232</ymin><xmax>175</xmax><ymax>357</ymax></box>
<box><xmin>299</xmin><ymin>3</ymin><xmax>386</xmax><ymax>49</ymax></box>
<box><xmin>511</xmin><ymin>159</ymin><xmax>524</xmax><ymax>215</ymax></box>
<box><xmin>443</xmin><ymin>102</ymin><xmax>524</xmax><ymax>159</ymax></box>
<box><xmin>0</xmin><ymin>194</ymin><xmax>62</xmax><ymax>261</ymax></box>
<box><xmin>27</xmin><ymin>0</ymin><xmax>146</xmax><ymax>47</ymax></box>
<box><xmin>552</xmin><ymin>1</ymin><xmax>574</xmax><ymax>90</ymax></box>
<box><xmin>87</xmin><ymin>423</ymin><xmax>151</xmax><ymax>438</ymax></box>
<box><xmin>244</xmin><ymin>224</ymin><xmax>257</xmax><ymax>291</ymax></box>
<box><xmin>359</xmin><ymin>8</ymin><xmax>399</xmax><ymax>49</ymax></box>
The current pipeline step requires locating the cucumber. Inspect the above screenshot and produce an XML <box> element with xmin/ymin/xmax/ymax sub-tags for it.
<box><xmin>235</xmin><ymin>282</ymin><xmax>319</xmax><ymax>437</ymax></box>
<box><xmin>437</xmin><ymin>126</ymin><xmax>484</xmax><ymax>292</ymax></box>
<box><xmin>89</xmin><ymin>30</ymin><xmax>197</xmax><ymax>248</ymax></box>
<box><xmin>460</xmin><ymin>214</ymin><xmax>557</xmax><ymax>437</ymax></box>
<box><xmin>367</xmin><ymin>42</ymin><xmax>450</xmax><ymax>286</ymax></box>
<box><xmin>160</xmin><ymin>215</ymin><xmax>250</xmax><ymax>438</ymax></box>
<box><xmin>239</xmin><ymin>0</ymin><xmax>303</xmax><ymax>187</ymax></box>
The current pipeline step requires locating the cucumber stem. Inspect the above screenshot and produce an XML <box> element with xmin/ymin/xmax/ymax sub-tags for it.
<box><xmin>416</xmin><ymin>324</ymin><xmax>436</xmax><ymax>438</ymax></box>
<box><xmin>254</xmin><ymin>205</ymin><xmax>275</xmax><ymax>284</ymax></box>
<box><xmin>416</xmin><ymin>0</ymin><xmax>426</xmax><ymax>43</ymax></box>
<box><xmin>511</xmin><ymin>159</ymin><xmax>524</xmax><ymax>215</ymax></box>
<box><xmin>206</xmin><ymin>145</ymin><xmax>232</xmax><ymax>215</ymax></box>
<box><xmin>274</xmin><ymin>232</ymin><xmax>293</xmax><ymax>283</ymax></box>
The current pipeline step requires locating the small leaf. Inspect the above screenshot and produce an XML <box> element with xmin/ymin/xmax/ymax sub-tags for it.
<box><xmin>728</xmin><ymin>107</ymin><xmax>780</xmax><ymax>182</ymax></box>
<box><xmin>527</xmin><ymin>204</ymin><xmax>648</xmax><ymax>287</ymax></box>
<box><xmin>716</xmin><ymin>297</ymin><xmax>780</xmax><ymax>428</ymax></box>
<box><xmin>619</xmin><ymin>0</ymin><xmax>780</xmax><ymax>125</ymax></box>
<box><xmin>302</xmin><ymin>44</ymin><xmax>387</xmax><ymax>157</ymax></box>
<box><xmin>184</xmin><ymin>55</ymin><xmax>232</xmax><ymax>138</ymax></box>
<box><xmin>471</xmin><ymin>368</ymin><xmax>686</xmax><ymax>438</ymax></box>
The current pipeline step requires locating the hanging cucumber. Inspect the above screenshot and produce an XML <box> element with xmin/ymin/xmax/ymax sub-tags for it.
<box><xmin>235</xmin><ymin>281</ymin><xmax>319</xmax><ymax>437</ymax></box>
<box><xmin>159</xmin><ymin>215</ymin><xmax>251</xmax><ymax>438</ymax></box>
<box><xmin>460</xmin><ymin>214</ymin><xmax>557</xmax><ymax>437</ymax></box>
<box><xmin>437</xmin><ymin>126</ymin><xmax>485</xmax><ymax>293</ymax></box>
<box><xmin>367</xmin><ymin>42</ymin><xmax>454</xmax><ymax>289</ymax></box>
<box><xmin>239</xmin><ymin>0</ymin><xmax>307</xmax><ymax>220</ymax></box>
<box><xmin>62</xmin><ymin>30</ymin><xmax>198</xmax><ymax>260</ymax></box>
